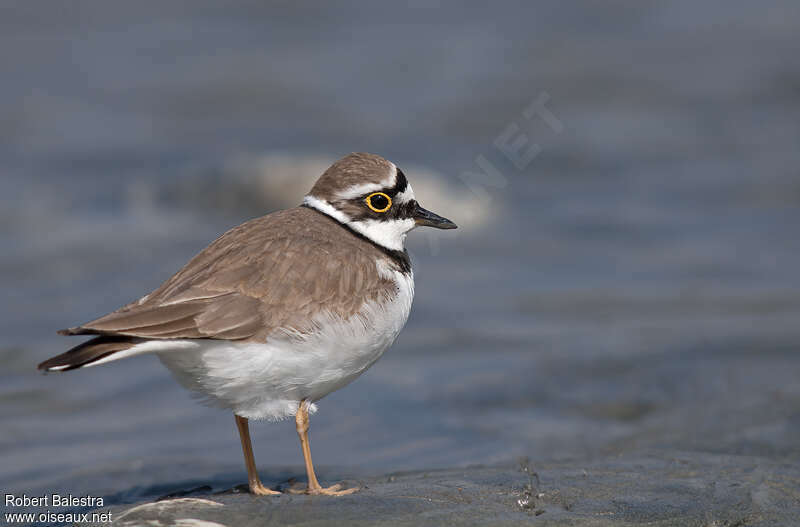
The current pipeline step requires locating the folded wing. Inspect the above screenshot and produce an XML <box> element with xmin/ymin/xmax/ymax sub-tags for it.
<box><xmin>55</xmin><ymin>207</ymin><xmax>397</xmax><ymax>343</ymax></box>
<box><xmin>58</xmin><ymin>290</ymin><xmax>264</xmax><ymax>340</ymax></box>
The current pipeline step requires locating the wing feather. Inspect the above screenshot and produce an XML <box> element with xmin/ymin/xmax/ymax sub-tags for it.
<box><xmin>60</xmin><ymin>207</ymin><xmax>400</xmax><ymax>342</ymax></box>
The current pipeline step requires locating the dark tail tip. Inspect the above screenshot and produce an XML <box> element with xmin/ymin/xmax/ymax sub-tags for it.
<box><xmin>57</xmin><ymin>327</ymin><xmax>89</xmax><ymax>336</ymax></box>
<box><xmin>38</xmin><ymin>355</ymin><xmax>78</xmax><ymax>372</ymax></box>
<box><xmin>38</xmin><ymin>348</ymin><xmax>93</xmax><ymax>372</ymax></box>
<box><xmin>39</xmin><ymin>336</ymin><xmax>139</xmax><ymax>373</ymax></box>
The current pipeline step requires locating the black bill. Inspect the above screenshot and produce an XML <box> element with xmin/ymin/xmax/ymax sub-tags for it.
<box><xmin>413</xmin><ymin>203</ymin><xmax>457</xmax><ymax>229</ymax></box>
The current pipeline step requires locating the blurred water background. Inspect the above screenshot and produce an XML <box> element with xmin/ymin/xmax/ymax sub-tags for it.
<box><xmin>2</xmin><ymin>0</ymin><xmax>800</xmax><ymax>510</ymax></box>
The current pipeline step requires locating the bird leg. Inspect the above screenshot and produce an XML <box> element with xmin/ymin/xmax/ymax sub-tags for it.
<box><xmin>291</xmin><ymin>399</ymin><xmax>359</xmax><ymax>496</ymax></box>
<box><xmin>234</xmin><ymin>414</ymin><xmax>280</xmax><ymax>495</ymax></box>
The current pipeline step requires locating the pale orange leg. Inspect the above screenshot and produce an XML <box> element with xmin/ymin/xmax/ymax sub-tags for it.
<box><xmin>234</xmin><ymin>414</ymin><xmax>280</xmax><ymax>496</ymax></box>
<box><xmin>291</xmin><ymin>400</ymin><xmax>359</xmax><ymax>496</ymax></box>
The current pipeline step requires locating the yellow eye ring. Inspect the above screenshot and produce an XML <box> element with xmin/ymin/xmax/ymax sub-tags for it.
<box><xmin>365</xmin><ymin>192</ymin><xmax>392</xmax><ymax>213</ymax></box>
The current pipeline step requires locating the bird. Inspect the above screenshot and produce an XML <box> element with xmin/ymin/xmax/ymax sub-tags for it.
<box><xmin>38</xmin><ymin>152</ymin><xmax>457</xmax><ymax>496</ymax></box>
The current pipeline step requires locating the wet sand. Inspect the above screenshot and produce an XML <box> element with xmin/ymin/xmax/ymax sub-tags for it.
<box><xmin>78</xmin><ymin>450</ymin><xmax>799</xmax><ymax>526</ymax></box>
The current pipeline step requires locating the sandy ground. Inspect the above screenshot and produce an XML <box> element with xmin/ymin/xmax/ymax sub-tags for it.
<box><xmin>77</xmin><ymin>450</ymin><xmax>799</xmax><ymax>527</ymax></box>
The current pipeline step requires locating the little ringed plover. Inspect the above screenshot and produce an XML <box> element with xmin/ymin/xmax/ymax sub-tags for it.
<box><xmin>38</xmin><ymin>152</ymin><xmax>457</xmax><ymax>496</ymax></box>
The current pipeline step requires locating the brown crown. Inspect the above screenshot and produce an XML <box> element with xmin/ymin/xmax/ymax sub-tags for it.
<box><xmin>307</xmin><ymin>152</ymin><xmax>395</xmax><ymax>201</ymax></box>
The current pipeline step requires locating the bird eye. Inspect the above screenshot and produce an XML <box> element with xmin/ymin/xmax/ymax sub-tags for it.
<box><xmin>365</xmin><ymin>192</ymin><xmax>392</xmax><ymax>213</ymax></box>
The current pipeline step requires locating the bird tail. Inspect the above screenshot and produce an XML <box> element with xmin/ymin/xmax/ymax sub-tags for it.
<box><xmin>38</xmin><ymin>335</ymin><xmax>145</xmax><ymax>372</ymax></box>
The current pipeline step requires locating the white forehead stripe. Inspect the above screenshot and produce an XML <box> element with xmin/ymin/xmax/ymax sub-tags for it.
<box><xmin>395</xmin><ymin>183</ymin><xmax>415</xmax><ymax>204</ymax></box>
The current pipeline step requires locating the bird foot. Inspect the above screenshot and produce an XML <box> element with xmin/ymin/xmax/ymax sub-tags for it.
<box><xmin>288</xmin><ymin>483</ymin><xmax>359</xmax><ymax>496</ymax></box>
<box><xmin>250</xmin><ymin>481</ymin><xmax>281</xmax><ymax>496</ymax></box>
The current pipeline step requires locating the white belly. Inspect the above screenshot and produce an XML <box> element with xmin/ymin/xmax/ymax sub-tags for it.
<box><xmin>156</xmin><ymin>270</ymin><xmax>414</xmax><ymax>420</ymax></box>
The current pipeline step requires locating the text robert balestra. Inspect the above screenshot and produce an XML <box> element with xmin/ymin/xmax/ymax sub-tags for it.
<box><xmin>5</xmin><ymin>493</ymin><xmax>105</xmax><ymax>507</ymax></box>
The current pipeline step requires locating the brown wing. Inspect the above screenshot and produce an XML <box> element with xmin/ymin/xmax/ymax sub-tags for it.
<box><xmin>60</xmin><ymin>207</ymin><xmax>399</xmax><ymax>342</ymax></box>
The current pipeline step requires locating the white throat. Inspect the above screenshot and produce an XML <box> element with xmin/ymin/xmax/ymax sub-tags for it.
<box><xmin>303</xmin><ymin>195</ymin><xmax>415</xmax><ymax>252</ymax></box>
